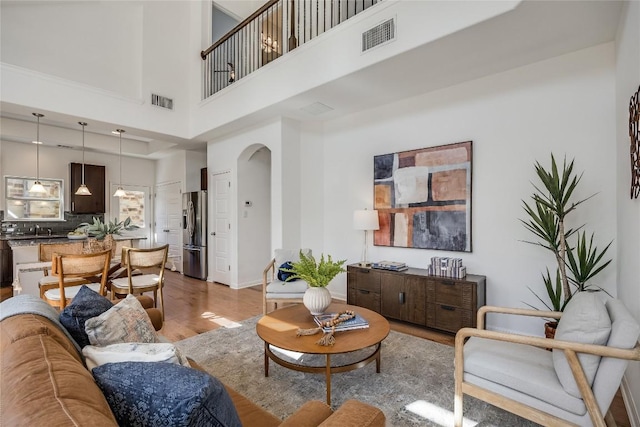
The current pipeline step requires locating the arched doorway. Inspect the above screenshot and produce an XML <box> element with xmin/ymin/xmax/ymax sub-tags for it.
<box><xmin>237</xmin><ymin>144</ymin><xmax>271</xmax><ymax>287</ymax></box>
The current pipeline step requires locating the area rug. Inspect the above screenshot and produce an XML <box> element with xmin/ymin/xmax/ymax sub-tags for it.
<box><xmin>175</xmin><ymin>316</ymin><xmax>538</xmax><ymax>426</ymax></box>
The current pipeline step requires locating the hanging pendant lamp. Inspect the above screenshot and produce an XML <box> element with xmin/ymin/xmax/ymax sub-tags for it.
<box><xmin>113</xmin><ymin>129</ymin><xmax>126</xmax><ymax>197</ymax></box>
<box><xmin>28</xmin><ymin>113</ymin><xmax>46</xmax><ymax>195</ymax></box>
<box><xmin>75</xmin><ymin>121</ymin><xmax>92</xmax><ymax>196</ymax></box>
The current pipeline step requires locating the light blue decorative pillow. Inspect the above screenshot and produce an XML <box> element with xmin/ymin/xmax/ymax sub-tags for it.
<box><xmin>85</xmin><ymin>294</ymin><xmax>158</xmax><ymax>346</ymax></box>
<box><xmin>553</xmin><ymin>292</ymin><xmax>611</xmax><ymax>398</ymax></box>
<box><xmin>93</xmin><ymin>361</ymin><xmax>242</xmax><ymax>427</ymax></box>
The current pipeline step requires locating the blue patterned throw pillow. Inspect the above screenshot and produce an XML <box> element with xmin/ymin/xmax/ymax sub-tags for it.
<box><xmin>277</xmin><ymin>261</ymin><xmax>298</xmax><ymax>282</ymax></box>
<box><xmin>59</xmin><ymin>285</ymin><xmax>113</xmax><ymax>348</ymax></box>
<box><xmin>93</xmin><ymin>362</ymin><xmax>242</xmax><ymax>427</ymax></box>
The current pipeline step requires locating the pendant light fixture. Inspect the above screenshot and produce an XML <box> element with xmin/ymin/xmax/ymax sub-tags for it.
<box><xmin>113</xmin><ymin>129</ymin><xmax>126</xmax><ymax>197</ymax></box>
<box><xmin>75</xmin><ymin>121</ymin><xmax>92</xmax><ymax>196</ymax></box>
<box><xmin>28</xmin><ymin>113</ymin><xmax>46</xmax><ymax>195</ymax></box>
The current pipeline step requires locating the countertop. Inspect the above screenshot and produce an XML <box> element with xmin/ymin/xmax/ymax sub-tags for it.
<box><xmin>2</xmin><ymin>234</ymin><xmax>146</xmax><ymax>247</ymax></box>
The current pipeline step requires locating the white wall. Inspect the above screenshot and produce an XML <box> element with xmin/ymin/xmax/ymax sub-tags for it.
<box><xmin>156</xmin><ymin>151</ymin><xmax>187</xmax><ymax>189</ymax></box>
<box><xmin>615</xmin><ymin>1</ymin><xmax>640</xmax><ymax>423</ymax></box>
<box><xmin>302</xmin><ymin>43</ymin><xmax>618</xmax><ymax>336</ymax></box>
<box><xmin>1</xmin><ymin>2</ymin><xmax>143</xmax><ymax>98</ymax></box>
<box><xmin>0</xmin><ymin>140</ymin><xmax>156</xmax><ymax>219</ymax></box>
<box><xmin>185</xmin><ymin>151</ymin><xmax>207</xmax><ymax>192</ymax></box>
<box><xmin>1</xmin><ymin>1</ymin><xmax>193</xmax><ymax>138</ymax></box>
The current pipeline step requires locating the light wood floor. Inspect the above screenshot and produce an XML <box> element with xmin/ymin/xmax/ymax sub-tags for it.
<box><xmin>0</xmin><ymin>271</ymin><xmax>630</xmax><ymax>426</ymax></box>
<box><xmin>156</xmin><ymin>271</ymin><xmax>630</xmax><ymax>427</ymax></box>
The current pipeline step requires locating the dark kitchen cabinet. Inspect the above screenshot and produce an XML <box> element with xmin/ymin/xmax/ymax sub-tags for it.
<box><xmin>70</xmin><ymin>163</ymin><xmax>106</xmax><ymax>213</ymax></box>
<box><xmin>201</xmin><ymin>168</ymin><xmax>208</xmax><ymax>191</ymax></box>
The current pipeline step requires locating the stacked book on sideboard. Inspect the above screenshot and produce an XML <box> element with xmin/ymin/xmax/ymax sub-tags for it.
<box><xmin>427</xmin><ymin>256</ymin><xmax>466</xmax><ymax>279</ymax></box>
<box><xmin>314</xmin><ymin>313</ymin><xmax>369</xmax><ymax>332</ymax></box>
<box><xmin>371</xmin><ymin>260</ymin><xmax>408</xmax><ymax>271</ymax></box>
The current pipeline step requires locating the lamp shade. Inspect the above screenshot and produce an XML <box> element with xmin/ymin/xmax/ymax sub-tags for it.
<box><xmin>353</xmin><ymin>209</ymin><xmax>380</xmax><ymax>231</ymax></box>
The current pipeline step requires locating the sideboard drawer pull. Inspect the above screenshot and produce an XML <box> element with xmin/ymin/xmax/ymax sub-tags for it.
<box><xmin>441</xmin><ymin>305</ymin><xmax>456</xmax><ymax>311</ymax></box>
<box><xmin>359</xmin><ymin>289</ymin><xmax>370</xmax><ymax>295</ymax></box>
<box><xmin>399</xmin><ymin>292</ymin><xmax>405</xmax><ymax>305</ymax></box>
<box><xmin>441</xmin><ymin>280</ymin><xmax>455</xmax><ymax>286</ymax></box>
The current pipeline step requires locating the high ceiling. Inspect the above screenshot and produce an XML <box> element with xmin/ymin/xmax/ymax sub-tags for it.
<box><xmin>0</xmin><ymin>0</ymin><xmax>624</xmax><ymax>159</ymax></box>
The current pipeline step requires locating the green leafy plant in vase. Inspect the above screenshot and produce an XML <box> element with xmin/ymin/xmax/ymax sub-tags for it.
<box><xmin>520</xmin><ymin>154</ymin><xmax>612</xmax><ymax>334</ymax></box>
<box><xmin>80</xmin><ymin>216</ymin><xmax>139</xmax><ymax>240</ymax></box>
<box><xmin>283</xmin><ymin>251</ymin><xmax>347</xmax><ymax>315</ymax></box>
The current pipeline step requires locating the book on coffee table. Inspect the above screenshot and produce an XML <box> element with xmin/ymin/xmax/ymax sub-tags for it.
<box><xmin>314</xmin><ymin>312</ymin><xmax>369</xmax><ymax>332</ymax></box>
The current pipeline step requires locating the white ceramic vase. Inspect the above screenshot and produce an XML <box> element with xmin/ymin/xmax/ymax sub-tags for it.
<box><xmin>303</xmin><ymin>287</ymin><xmax>332</xmax><ymax>315</ymax></box>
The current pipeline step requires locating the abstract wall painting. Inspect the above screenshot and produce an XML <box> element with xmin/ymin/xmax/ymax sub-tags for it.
<box><xmin>373</xmin><ymin>141</ymin><xmax>472</xmax><ymax>252</ymax></box>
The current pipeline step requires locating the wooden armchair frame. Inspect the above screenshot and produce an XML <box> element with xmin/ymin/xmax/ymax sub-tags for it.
<box><xmin>109</xmin><ymin>245</ymin><xmax>168</xmax><ymax>319</ymax></box>
<box><xmin>40</xmin><ymin>249</ymin><xmax>112</xmax><ymax>309</ymax></box>
<box><xmin>454</xmin><ymin>306</ymin><xmax>640</xmax><ymax>427</ymax></box>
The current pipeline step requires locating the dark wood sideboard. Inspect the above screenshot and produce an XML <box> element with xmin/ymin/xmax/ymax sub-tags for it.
<box><xmin>346</xmin><ymin>264</ymin><xmax>486</xmax><ymax>334</ymax></box>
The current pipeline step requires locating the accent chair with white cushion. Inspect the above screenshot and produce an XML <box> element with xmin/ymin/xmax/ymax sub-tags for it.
<box><xmin>262</xmin><ymin>248</ymin><xmax>312</xmax><ymax>314</ymax></box>
<box><xmin>454</xmin><ymin>292</ymin><xmax>640</xmax><ymax>427</ymax></box>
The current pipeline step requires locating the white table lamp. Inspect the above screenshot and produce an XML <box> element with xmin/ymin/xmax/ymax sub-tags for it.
<box><xmin>353</xmin><ymin>209</ymin><xmax>380</xmax><ymax>267</ymax></box>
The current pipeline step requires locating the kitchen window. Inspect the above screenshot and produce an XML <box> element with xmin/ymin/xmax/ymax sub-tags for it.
<box><xmin>4</xmin><ymin>176</ymin><xmax>64</xmax><ymax>221</ymax></box>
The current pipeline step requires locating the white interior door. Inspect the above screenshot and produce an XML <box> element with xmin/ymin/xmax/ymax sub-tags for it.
<box><xmin>109</xmin><ymin>184</ymin><xmax>151</xmax><ymax>246</ymax></box>
<box><xmin>155</xmin><ymin>182</ymin><xmax>182</xmax><ymax>272</ymax></box>
<box><xmin>212</xmin><ymin>172</ymin><xmax>230</xmax><ymax>285</ymax></box>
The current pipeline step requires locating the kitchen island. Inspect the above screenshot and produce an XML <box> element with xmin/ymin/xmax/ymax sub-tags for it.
<box><xmin>5</xmin><ymin>235</ymin><xmax>146</xmax><ymax>298</ymax></box>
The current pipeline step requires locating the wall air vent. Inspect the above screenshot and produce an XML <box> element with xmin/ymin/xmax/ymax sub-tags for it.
<box><xmin>151</xmin><ymin>93</ymin><xmax>174</xmax><ymax>110</ymax></box>
<box><xmin>362</xmin><ymin>17</ymin><xmax>395</xmax><ymax>53</ymax></box>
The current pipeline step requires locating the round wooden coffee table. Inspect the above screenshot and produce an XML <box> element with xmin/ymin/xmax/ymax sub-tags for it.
<box><xmin>256</xmin><ymin>303</ymin><xmax>390</xmax><ymax>405</ymax></box>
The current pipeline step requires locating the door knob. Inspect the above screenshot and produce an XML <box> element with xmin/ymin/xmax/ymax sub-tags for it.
<box><xmin>211</xmin><ymin>232</ymin><xmax>216</xmax><ymax>236</ymax></box>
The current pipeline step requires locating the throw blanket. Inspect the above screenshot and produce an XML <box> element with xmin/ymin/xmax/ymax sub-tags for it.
<box><xmin>0</xmin><ymin>294</ymin><xmax>82</xmax><ymax>355</ymax></box>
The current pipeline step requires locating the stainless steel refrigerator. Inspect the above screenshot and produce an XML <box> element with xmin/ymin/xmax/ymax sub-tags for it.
<box><xmin>182</xmin><ymin>191</ymin><xmax>207</xmax><ymax>280</ymax></box>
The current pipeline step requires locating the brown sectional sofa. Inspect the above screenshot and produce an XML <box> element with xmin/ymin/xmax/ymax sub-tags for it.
<box><xmin>0</xmin><ymin>298</ymin><xmax>385</xmax><ymax>427</ymax></box>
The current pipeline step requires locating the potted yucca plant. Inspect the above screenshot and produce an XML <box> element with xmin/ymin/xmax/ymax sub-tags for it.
<box><xmin>521</xmin><ymin>154</ymin><xmax>612</xmax><ymax>335</ymax></box>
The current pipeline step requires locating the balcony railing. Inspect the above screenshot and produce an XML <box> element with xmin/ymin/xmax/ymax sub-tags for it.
<box><xmin>201</xmin><ymin>0</ymin><xmax>380</xmax><ymax>99</ymax></box>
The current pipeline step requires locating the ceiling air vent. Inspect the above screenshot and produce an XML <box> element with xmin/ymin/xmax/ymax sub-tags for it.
<box><xmin>362</xmin><ymin>17</ymin><xmax>395</xmax><ymax>53</ymax></box>
<box><xmin>151</xmin><ymin>93</ymin><xmax>174</xmax><ymax>110</ymax></box>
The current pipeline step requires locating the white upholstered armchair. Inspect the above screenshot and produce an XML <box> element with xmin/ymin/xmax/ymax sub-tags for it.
<box><xmin>262</xmin><ymin>248</ymin><xmax>311</xmax><ymax>314</ymax></box>
<box><xmin>454</xmin><ymin>292</ymin><xmax>640</xmax><ymax>427</ymax></box>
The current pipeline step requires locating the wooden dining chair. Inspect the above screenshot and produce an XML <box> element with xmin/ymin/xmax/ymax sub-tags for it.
<box><xmin>108</xmin><ymin>245</ymin><xmax>169</xmax><ymax>319</ymax></box>
<box><xmin>40</xmin><ymin>249</ymin><xmax>112</xmax><ymax>310</ymax></box>
<box><xmin>38</xmin><ymin>242</ymin><xmax>87</xmax><ymax>289</ymax></box>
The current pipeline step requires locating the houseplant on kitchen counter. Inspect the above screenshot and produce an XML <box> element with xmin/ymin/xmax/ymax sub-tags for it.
<box><xmin>282</xmin><ymin>251</ymin><xmax>346</xmax><ymax>315</ymax></box>
<box><xmin>521</xmin><ymin>154</ymin><xmax>612</xmax><ymax>337</ymax></box>
<box><xmin>78</xmin><ymin>216</ymin><xmax>139</xmax><ymax>254</ymax></box>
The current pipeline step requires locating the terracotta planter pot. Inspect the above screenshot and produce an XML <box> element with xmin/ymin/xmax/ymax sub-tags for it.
<box><xmin>544</xmin><ymin>321</ymin><xmax>558</xmax><ymax>351</ymax></box>
<box><xmin>544</xmin><ymin>321</ymin><xmax>558</xmax><ymax>339</ymax></box>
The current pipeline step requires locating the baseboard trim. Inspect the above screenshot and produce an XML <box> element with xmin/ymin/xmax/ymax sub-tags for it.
<box><xmin>235</xmin><ymin>280</ymin><xmax>261</xmax><ymax>289</ymax></box>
